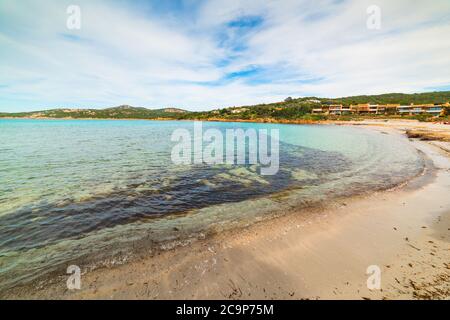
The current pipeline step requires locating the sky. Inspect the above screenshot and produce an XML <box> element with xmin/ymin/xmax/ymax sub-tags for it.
<box><xmin>1</xmin><ymin>0</ymin><xmax>450</xmax><ymax>112</ymax></box>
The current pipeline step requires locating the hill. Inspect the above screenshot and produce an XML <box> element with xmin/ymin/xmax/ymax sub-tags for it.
<box><xmin>0</xmin><ymin>105</ymin><xmax>188</xmax><ymax>119</ymax></box>
<box><xmin>177</xmin><ymin>91</ymin><xmax>450</xmax><ymax>121</ymax></box>
<box><xmin>1</xmin><ymin>91</ymin><xmax>449</xmax><ymax>121</ymax></box>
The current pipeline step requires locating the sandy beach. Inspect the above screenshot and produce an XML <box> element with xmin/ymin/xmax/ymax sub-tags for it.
<box><xmin>2</xmin><ymin>0</ymin><xmax>450</xmax><ymax>305</ymax></box>
<box><xmin>3</xmin><ymin>120</ymin><xmax>450</xmax><ymax>300</ymax></box>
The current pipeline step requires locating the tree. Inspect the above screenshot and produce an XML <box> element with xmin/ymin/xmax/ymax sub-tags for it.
<box><xmin>443</xmin><ymin>106</ymin><xmax>450</xmax><ymax>116</ymax></box>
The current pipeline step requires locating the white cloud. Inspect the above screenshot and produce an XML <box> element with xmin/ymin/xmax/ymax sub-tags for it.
<box><xmin>0</xmin><ymin>0</ymin><xmax>449</xmax><ymax>111</ymax></box>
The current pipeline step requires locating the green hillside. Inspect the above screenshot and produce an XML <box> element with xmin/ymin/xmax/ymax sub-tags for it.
<box><xmin>0</xmin><ymin>105</ymin><xmax>187</xmax><ymax>119</ymax></box>
<box><xmin>321</xmin><ymin>91</ymin><xmax>450</xmax><ymax>105</ymax></box>
<box><xmin>178</xmin><ymin>91</ymin><xmax>450</xmax><ymax>121</ymax></box>
<box><xmin>1</xmin><ymin>91</ymin><xmax>449</xmax><ymax>121</ymax></box>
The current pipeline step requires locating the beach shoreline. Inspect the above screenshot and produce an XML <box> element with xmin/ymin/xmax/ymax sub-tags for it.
<box><xmin>2</xmin><ymin>121</ymin><xmax>449</xmax><ymax>300</ymax></box>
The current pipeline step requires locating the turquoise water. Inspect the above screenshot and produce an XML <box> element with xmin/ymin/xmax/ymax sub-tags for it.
<box><xmin>0</xmin><ymin>119</ymin><xmax>424</xmax><ymax>290</ymax></box>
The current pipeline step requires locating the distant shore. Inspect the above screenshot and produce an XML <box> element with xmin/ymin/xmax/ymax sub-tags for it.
<box><xmin>2</xmin><ymin>116</ymin><xmax>450</xmax><ymax>141</ymax></box>
<box><xmin>2</xmin><ymin>120</ymin><xmax>449</xmax><ymax>300</ymax></box>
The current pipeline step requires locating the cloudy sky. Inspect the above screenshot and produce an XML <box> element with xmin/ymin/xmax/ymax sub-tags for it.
<box><xmin>1</xmin><ymin>0</ymin><xmax>449</xmax><ymax>112</ymax></box>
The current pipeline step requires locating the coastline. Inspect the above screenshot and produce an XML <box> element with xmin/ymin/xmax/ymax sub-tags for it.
<box><xmin>2</xmin><ymin>116</ymin><xmax>449</xmax><ymax>140</ymax></box>
<box><xmin>2</xmin><ymin>121</ymin><xmax>449</xmax><ymax>300</ymax></box>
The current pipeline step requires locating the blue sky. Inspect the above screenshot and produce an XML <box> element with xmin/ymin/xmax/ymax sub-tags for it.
<box><xmin>1</xmin><ymin>0</ymin><xmax>450</xmax><ymax>112</ymax></box>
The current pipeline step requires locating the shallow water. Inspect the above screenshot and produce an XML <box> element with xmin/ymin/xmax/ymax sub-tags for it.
<box><xmin>0</xmin><ymin>119</ymin><xmax>424</xmax><ymax>290</ymax></box>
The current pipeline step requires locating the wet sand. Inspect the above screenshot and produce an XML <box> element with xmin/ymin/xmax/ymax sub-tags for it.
<box><xmin>3</xmin><ymin>121</ymin><xmax>450</xmax><ymax>300</ymax></box>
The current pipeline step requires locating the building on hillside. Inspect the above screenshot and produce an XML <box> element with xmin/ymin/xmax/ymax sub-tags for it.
<box><xmin>350</xmin><ymin>104</ymin><xmax>370</xmax><ymax>114</ymax></box>
<box><xmin>351</xmin><ymin>104</ymin><xmax>384</xmax><ymax>114</ymax></box>
<box><xmin>368</xmin><ymin>104</ymin><xmax>379</xmax><ymax>113</ymax></box>
<box><xmin>398</xmin><ymin>104</ymin><xmax>443</xmax><ymax>116</ymax></box>
<box><xmin>230</xmin><ymin>108</ymin><xmax>249</xmax><ymax>114</ymax></box>
<box><xmin>312</xmin><ymin>102</ymin><xmax>445</xmax><ymax>116</ymax></box>
<box><xmin>341</xmin><ymin>106</ymin><xmax>351</xmax><ymax>114</ymax></box>
<box><xmin>397</xmin><ymin>105</ymin><xmax>412</xmax><ymax>114</ymax></box>
<box><xmin>383</xmin><ymin>104</ymin><xmax>401</xmax><ymax>114</ymax></box>
<box><xmin>312</xmin><ymin>104</ymin><xmax>349</xmax><ymax>115</ymax></box>
<box><xmin>370</xmin><ymin>104</ymin><xmax>400</xmax><ymax>114</ymax></box>
<box><xmin>328</xmin><ymin>104</ymin><xmax>351</xmax><ymax>115</ymax></box>
<box><xmin>312</xmin><ymin>108</ymin><xmax>325</xmax><ymax>114</ymax></box>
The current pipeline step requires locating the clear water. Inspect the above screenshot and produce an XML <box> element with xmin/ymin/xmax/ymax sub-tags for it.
<box><xmin>0</xmin><ymin>119</ymin><xmax>424</xmax><ymax>290</ymax></box>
